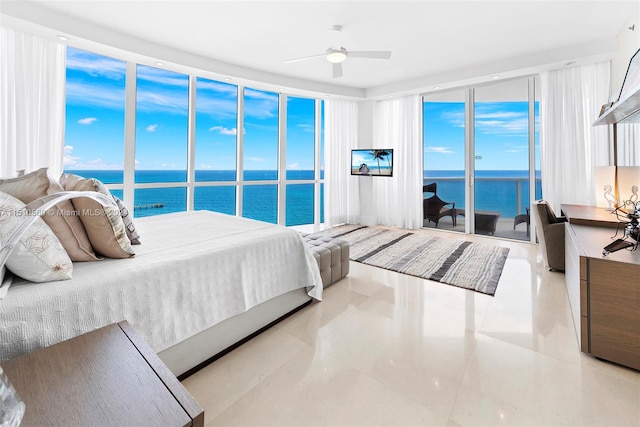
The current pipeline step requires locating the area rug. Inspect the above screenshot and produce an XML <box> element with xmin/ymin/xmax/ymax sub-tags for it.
<box><xmin>327</xmin><ymin>224</ymin><xmax>509</xmax><ymax>296</ymax></box>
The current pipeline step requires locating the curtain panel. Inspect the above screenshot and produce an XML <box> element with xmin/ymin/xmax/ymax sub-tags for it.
<box><xmin>618</xmin><ymin>123</ymin><xmax>640</xmax><ymax>166</ymax></box>
<box><xmin>539</xmin><ymin>62</ymin><xmax>611</xmax><ymax>214</ymax></box>
<box><xmin>0</xmin><ymin>27</ymin><xmax>66</xmax><ymax>178</ymax></box>
<box><xmin>373</xmin><ymin>95</ymin><xmax>423</xmax><ymax>229</ymax></box>
<box><xmin>324</xmin><ymin>100</ymin><xmax>360</xmax><ymax>227</ymax></box>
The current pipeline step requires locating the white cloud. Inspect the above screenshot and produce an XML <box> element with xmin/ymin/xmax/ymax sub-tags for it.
<box><xmin>136</xmin><ymin>90</ymin><xmax>188</xmax><ymax>115</ymax></box>
<box><xmin>426</xmin><ymin>146</ymin><xmax>455</xmax><ymax>154</ymax></box>
<box><xmin>136</xmin><ymin>65</ymin><xmax>189</xmax><ymax>88</ymax></box>
<box><xmin>66</xmin><ymin>82</ymin><xmax>125</xmax><ymax>109</ymax></box>
<box><xmin>476</xmin><ymin>111</ymin><xmax>522</xmax><ymax>120</ymax></box>
<box><xmin>244</xmin><ymin>88</ymin><xmax>279</xmax><ymax>120</ymax></box>
<box><xmin>441</xmin><ymin>106</ymin><xmax>531</xmax><ymax>136</ymax></box>
<box><xmin>475</xmin><ymin>117</ymin><xmax>529</xmax><ymax>135</ymax></box>
<box><xmin>297</xmin><ymin>123</ymin><xmax>314</xmax><ymax>133</ymax></box>
<box><xmin>288</xmin><ymin>162</ymin><xmax>300</xmax><ymax>169</ymax></box>
<box><xmin>246</xmin><ymin>157</ymin><xmax>264</xmax><ymax>163</ymax></box>
<box><xmin>63</xmin><ymin>146</ymin><xmax>123</xmax><ymax>170</ymax></box>
<box><xmin>209</xmin><ymin>126</ymin><xmax>242</xmax><ymax>135</ymax></box>
<box><xmin>77</xmin><ymin>117</ymin><xmax>98</xmax><ymax>125</ymax></box>
<box><xmin>196</xmin><ymin>97</ymin><xmax>238</xmax><ymax>119</ymax></box>
<box><xmin>67</xmin><ymin>48</ymin><xmax>126</xmax><ymax>80</ymax></box>
<box><xmin>146</xmin><ymin>124</ymin><xmax>158</xmax><ymax>132</ymax></box>
<box><xmin>196</xmin><ymin>79</ymin><xmax>238</xmax><ymax>96</ymax></box>
<box><xmin>63</xmin><ymin>145</ymin><xmax>79</xmax><ymax>166</ymax></box>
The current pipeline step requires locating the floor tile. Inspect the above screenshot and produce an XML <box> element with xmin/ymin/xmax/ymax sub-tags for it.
<box><xmin>182</xmin><ymin>229</ymin><xmax>640</xmax><ymax>426</ymax></box>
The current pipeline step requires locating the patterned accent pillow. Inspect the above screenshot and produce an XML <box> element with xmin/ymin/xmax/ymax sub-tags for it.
<box><xmin>0</xmin><ymin>167</ymin><xmax>98</xmax><ymax>262</ymax></box>
<box><xmin>0</xmin><ymin>191</ymin><xmax>73</xmax><ymax>282</ymax></box>
<box><xmin>59</xmin><ymin>173</ymin><xmax>134</xmax><ymax>259</ymax></box>
<box><xmin>113</xmin><ymin>196</ymin><xmax>141</xmax><ymax>245</ymax></box>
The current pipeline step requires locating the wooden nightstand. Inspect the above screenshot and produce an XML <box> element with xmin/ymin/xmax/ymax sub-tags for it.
<box><xmin>0</xmin><ymin>321</ymin><xmax>204</xmax><ymax>427</ymax></box>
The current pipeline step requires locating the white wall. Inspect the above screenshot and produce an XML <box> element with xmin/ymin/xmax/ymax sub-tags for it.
<box><xmin>610</xmin><ymin>6</ymin><xmax>640</xmax><ymax>99</ymax></box>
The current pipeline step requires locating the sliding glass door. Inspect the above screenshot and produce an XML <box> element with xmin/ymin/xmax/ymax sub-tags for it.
<box><xmin>423</xmin><ymin>77</ymin><xmax>539</xmax><ymax>242</ymax></box>
<box><xmin>423</xmin><ymin>90</ymin><xmax>466</xmax><ymax>233</ymax></box>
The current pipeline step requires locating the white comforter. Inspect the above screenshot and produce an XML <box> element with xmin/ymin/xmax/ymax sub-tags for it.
<box><xmin>0</xmin><ymin>211</ymin><xmax>322</xmax><ymax>361</ymax></box>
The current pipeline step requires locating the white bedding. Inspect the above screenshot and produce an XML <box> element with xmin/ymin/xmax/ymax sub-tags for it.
<box><xmin>0</xmin><ymin>211</ymin><xmax>322</xmax><ymax>361</ymax></box>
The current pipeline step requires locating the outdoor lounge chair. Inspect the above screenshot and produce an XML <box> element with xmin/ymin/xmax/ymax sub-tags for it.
<box><xmin>423</xmin><ymin>184</ymin><xmax>457</xmax><ymax>227</ymax></box>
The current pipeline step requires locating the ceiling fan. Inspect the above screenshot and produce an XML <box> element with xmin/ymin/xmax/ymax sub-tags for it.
<box><xmin>284</xmin><ymin>26</ymin><xmax>391</xmax><ymax>78</ymax></box>
<box><xmin>285</xmin><ymin>47</ymin><xmax>392</xmax><ymax>78</ymax></box>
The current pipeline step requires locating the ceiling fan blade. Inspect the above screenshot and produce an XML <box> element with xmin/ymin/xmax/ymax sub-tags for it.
<box><xmin>347</xmin><ymin>51</ymin><xmax>392</xmax><ymax>60</ymax></box>
<box><xmin>284</xmin><ymin>53</ymin><xmax>325</xmax><ymax>64</ymax></box>
<box><xmin>332</xmin><ymin>63</ymin><xmax>343</xmax><ymax>78</ymax></box>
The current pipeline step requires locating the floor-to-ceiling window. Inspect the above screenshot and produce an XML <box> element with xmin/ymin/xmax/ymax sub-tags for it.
<box><xmin>242</xmin><ymin>88</ymin><xmax>279</xmax><ymax>223</ymax></box>
<box><xmin>423</xmin><ymin>77</ymin><xmax>540</xmax><ymax>242</ymax></box>
<box><xmin>423</xmin><ymin>90</ymin><xmax>466</xmax><ymax>233</ymax></box>
<box><xmin>286</xmin><ymin>96</ymin><xmax>316</xmax><ymax>226</ymax></box>
<box><xmin>64</xmin><ymin>47</ymin><xmax>126</xmax><ymax>185</ymax></box>
<box><xmin>64</xmin><ymin>48</ymin><xmax>324</xmax><ymax>228</ymax></box>
<box><xmin>134</xmin><ymin>64</ymin><xmax>189</xmax><ymax>217</ymax></box>
<box><xmin>194</xmin><ymin>77</ymin><xmax>238</xmax><ymax>216</ymax></box>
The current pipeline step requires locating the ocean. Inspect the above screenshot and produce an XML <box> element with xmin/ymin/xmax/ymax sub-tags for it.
<box><xmin>65</xmin><ymin>170</ymin><xmax>323</xmax><ymax>226</ymax></box>
<box><xmin>425</xmin><ymin>170</ymin><xmax>542</xmax><ymax>217</ymax></box>
<box><xmin>64</xmin><ymin>169</ymin><xmax>540</xmax><ymax>225</ymax></box>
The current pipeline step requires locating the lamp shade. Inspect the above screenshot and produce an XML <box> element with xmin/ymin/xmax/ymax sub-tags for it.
<box><xmin>593</xmin><ymin>166</ymin><xmax>617</xmax><ymax>209</ymax></box>
<box><xmin>617</xmin><ymin>166</ymin><xmax>640</xmax><ymax>205</ymax></box>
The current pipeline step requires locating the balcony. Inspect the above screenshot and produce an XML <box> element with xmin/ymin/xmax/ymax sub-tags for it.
<box><xmin>423</xmin><ymin>175</ymin><xmax>541</xmax><ymax>241</ymax></box>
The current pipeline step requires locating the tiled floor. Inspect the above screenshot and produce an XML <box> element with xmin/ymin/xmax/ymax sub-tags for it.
<box><xmin>182</xmin><ymin>228</ymin><xmax>640</xmax><ymax>426</ymax></box>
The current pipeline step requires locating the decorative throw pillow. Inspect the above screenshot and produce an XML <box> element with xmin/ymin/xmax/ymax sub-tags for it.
<box><xmin>0</xmin><ymin>167</ymin><xmax>98</xmax><ymax>262</ymax></box>
<box><xmin>0</xmin><ymin>191</ymin><xmax>73</xmax><ymax>282</ymax></box>
<box><xmin>59</xmin><ymin>173</ymin><xmax>134</xmax><ymax>259</ymax></box>
<box><xmin>113</xmin><ymin>196</ymin><xmax>141</xmax><ymax>245</ymax></box>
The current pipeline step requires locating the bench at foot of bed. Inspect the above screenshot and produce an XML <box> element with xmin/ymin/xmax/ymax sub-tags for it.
<box><xmin>302</xmin><ymin>233</ymin><xmax>350</xmax><ymax>288</ymax></box>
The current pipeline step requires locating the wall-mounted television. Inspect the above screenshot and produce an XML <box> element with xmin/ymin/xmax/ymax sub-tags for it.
<box><xmin>351</xmin><ymin>149</ymin><xmax>394</xmax><ymax>177</ymax></box>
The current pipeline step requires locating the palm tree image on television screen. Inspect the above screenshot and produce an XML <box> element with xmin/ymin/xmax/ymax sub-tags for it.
<box><xmin>351</xmin><ymin>149</ymin><xmax>393</xmax><ymax>176</ymax></box>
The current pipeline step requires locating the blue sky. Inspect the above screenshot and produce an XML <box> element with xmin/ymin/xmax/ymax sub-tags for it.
<box><xmin>423</xmin><ymin>101</ymin><xmax>540</xmax><ymax>171</ymax></box>
<box><xmin>65</xmin><ymin>47</ymin><xmax>538</xmax><ymax>175</ymax></box>
<box><xmin>65</xmin><ymin>48</ymin><xmax>316</xmax><ymax>172</ymax></box>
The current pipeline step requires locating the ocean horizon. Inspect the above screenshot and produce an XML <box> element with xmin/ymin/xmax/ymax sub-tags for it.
<box><xmin>65</xmin><ymin>169</ymin><xmax>541</xmax><ymax>223</ymax></box>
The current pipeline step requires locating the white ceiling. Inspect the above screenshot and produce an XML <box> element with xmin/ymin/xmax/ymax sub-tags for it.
<box><xmin>1</xmin><ymin>0</ymin><xmax>638</xmax><ymax>98</ymax></box>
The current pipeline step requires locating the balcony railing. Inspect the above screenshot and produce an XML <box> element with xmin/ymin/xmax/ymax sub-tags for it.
<box><xmin>423</xmin><ymin>175</ymin><xmax>542</xmax><ymax>219</ymax></box>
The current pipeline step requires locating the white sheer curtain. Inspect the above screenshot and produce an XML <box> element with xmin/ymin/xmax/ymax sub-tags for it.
<box><xmin>539</xmin><ymin>62</ymin><xmax>611</xmax><ymax>214</ymax></box>
<box><xmin>324</xmin><ymin>100</ymin><xmax>360</xmax><ymax>227</ymax></box>
<box><xmin>618</xmin><ymin>123</ymin><xmax>640</xmax><ymax>166</ymax></box>
<box><xmin>0</xmin><ymin>27</ymin><xmax>66</xmax><ymax>178</ymax></box>
<box><xmin>373</xmin><ymin>95</ymin><xmax>423</xmax><ymax>229</ymax></box>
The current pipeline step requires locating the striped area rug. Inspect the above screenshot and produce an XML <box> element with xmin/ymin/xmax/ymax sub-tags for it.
<box><xmin>328</xmin><ymin>224</ymin><xmax>509</xmax><ymax>296</ymax></box>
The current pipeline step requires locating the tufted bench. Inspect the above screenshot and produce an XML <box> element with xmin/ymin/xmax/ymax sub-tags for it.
<box><xmin>301</xmin><ymin>232</ymin><xmax>350</xmax><ymax>288</ymax></box>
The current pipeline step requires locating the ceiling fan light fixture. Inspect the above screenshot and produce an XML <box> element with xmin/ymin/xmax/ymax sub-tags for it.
<box><xmin>326</xmin><ymin>48</ymin><xmax>347</xmax><ymax>64</ymax></box>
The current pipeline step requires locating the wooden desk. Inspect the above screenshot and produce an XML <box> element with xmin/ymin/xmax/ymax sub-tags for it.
<box><xmin>561</xmin><ymin>204</ymin><xmax>620</xmax><ymax>228</ymax></box>
<box><xmin>0</xmin><ymin>321</ymin><xmax>204</xmax><ymax>427</ymax></box>
<box><xmin>564</xmin><ymin>222</ymin><xmax>640</xmax><ymax>371</ymax></box>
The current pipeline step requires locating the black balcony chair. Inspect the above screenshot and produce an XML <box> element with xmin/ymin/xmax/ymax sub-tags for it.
<box><xmin>423</xmin><ymin>183</ymin><xmax>457</xmax><ymax>227</ymax></box>
<box><xmin>513</xmin><ymin>207</ymin><xmax>530</xmax><ymax>236</ymax></box>
<box><xmin>423</xmin><ymin>182</ymin><xmax>438</xmax><ymax>195</ymax></box>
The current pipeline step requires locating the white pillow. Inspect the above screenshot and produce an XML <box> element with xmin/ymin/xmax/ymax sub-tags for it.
<box><xmin>59</xmin><ymin>173</ymin><xmax>134</xmax><ymax>259</ymax></box>
<box><xmin>0</xmin><ymin>191</ymin><xmax>73</xmax><ymax>283</ymax></box>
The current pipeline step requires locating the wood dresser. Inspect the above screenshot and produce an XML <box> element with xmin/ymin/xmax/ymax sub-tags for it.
<box><xmin>562</xmin><ymin>204</ymin><xmax>640</xmax><ymax>370</ymax></box>
<box><xmin>0</xmin><ymin>321</ymin><xmax>204</xmax><ymax>427</ymax></box>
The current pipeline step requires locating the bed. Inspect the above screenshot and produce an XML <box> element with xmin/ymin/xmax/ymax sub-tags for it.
<box><xmin>0</xmin><ymin>210</ymin><xmax>323</xmax><ymax>377</ymax></box>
